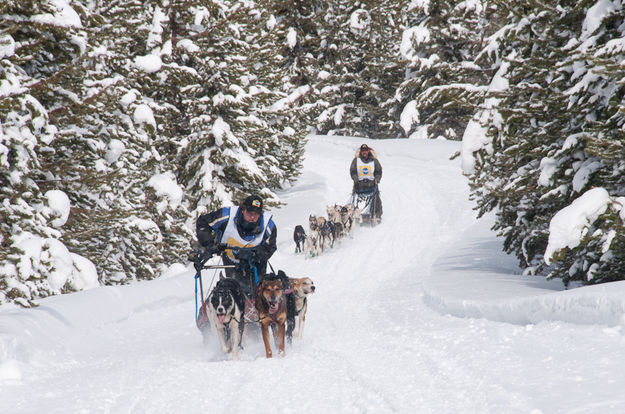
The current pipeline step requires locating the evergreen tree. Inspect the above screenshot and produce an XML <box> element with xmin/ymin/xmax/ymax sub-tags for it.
<box><xmin>294</xmin><ymin>0</ymin><xmax>409</xmax><ymax>138</ymax></box>
<box><xmin>465</xmin><ymin>1</ymin><xmax>625</xmax><ymax>285</ymax></box>
<box><xmin>0</xmin><ymin>0</ymin><xmax>95</xmax><ymax>305</ymax></box>
<box><xmin>397</xmin><ymin>0</ymin><xmax>498</xmax><ymax>140</ymax></box>
<box><xmin>175</xmin><ymin>0</ymin><xmax>307</xmax><ymax>216</ymax></box>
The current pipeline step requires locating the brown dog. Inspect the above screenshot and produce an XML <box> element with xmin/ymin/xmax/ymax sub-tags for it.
<box><xmin>255</xmin><ymin>275</ymin><xmax>287</xmax><ymax>358</ymax></box>
<box><xmin>289</xmin><ymin>277</ymin><xmax>315</xmax><ymax>340</ymax></box>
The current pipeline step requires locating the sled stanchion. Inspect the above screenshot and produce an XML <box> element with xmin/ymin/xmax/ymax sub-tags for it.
<box><xmin>193</xmin><ymin>255</ymin><xmax>237</xmax><ymax>326</ymax></box>
<box><xmin>194</xmin><ymin>269</ymin><xmax>203</xmax><ymax>326</ymax></box>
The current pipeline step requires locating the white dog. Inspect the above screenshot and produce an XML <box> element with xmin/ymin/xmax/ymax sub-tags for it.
<box><xmin>288</xmin><ymin>277</ymin><xmax>316</xmax><ymax>339</ymax></box>
<box><xmin>305</xmin><ymin>215</ymin><xmax>323</xmax><ymax>257</ymax></box>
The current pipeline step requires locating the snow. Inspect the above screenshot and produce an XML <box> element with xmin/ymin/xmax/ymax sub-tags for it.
<box><xmin>400</xmin><ymin>24</ymin><xmax>430</xmax><ymax>62</ymax></box>
<box><xmin>582</xmin><ymin>0</ymin><xmax>618</xmax><ymax>38</ymax></box>
<box><xmin>68</xmin><ymin>253</ymin><xmax>99</xmax><ymax>290</ymax></box>
<box><xmin>269</xmin><ymin>85</ymin><xmax>310</xmax><ymax>111</ymax></box>
<box><xmin>572</xmin><ymin>160</ymin><xmax>602</xmax><ymax>192</ymax></box>
<box><xmin>287</xmin><ymin>28</ymin><xmax>297</xmax><ymax>49</ymax></box>
<box><xmin>105</xmin><ymin>138</ymin><xmax>125</xmax><ymax>164</ymax></box>
<box><xmin>0</xmin><ymin>34</ymin><xmax>15</xmax><ymax>59</ymax></box>
<box><xmin>3</xmin><ymin>136</ymin><xmax>625</xmax><ymax>413</ymax></box>
<box><xmin>538</xmin><ymin>157</ymin><xmax>557</xmax><ymax>186</ymax></box>
<box><xmin>31</xmin><ymin>0</ymin><xmax>82</xmax><ymax>28</ymax></box>
<box><xmin>177</xmin><ymin>39</ymin><xmax>200</xmax><ymax>53</ymax></box>
<box><xmin>12</xmin><ymin>234</ymin><xmax>99</xmax><ymax>294</ymax></box>
<box><xmin>44</xmin><ymin>189</ymin><xmax>70</xmax><ymax>227</ymax></box>
<box><xmin>147</xmin><ymin>172</ymin><xmax>183</xmax><ymax>211</ymax></box>
<box><xmin>266</xmin><ymin>15</ymin><xmax>277</xmax><ymax>31</ymax></box>
<box><xmin>408</xmin><ymin>0</ymin><xmax>430</xmax><ymax>13</ymax></box>
<box><xmin>134</xmin><ymin>55</ymin><xmax>163</xmax><ymax>74</ymax></box>
<box><xmin>133</xmin><ymin>104</ymin><xmax>156</xmax><ymax>128</ymax></box>
<box><xmin>544</xmin><ymin>187</ymin><xmax>611</xmax><ymax>265</ymax></box>
<box><xmin>212</xmin><ymin>117</ymin><xmax>231</xmax><ymax>146</ymax></box>
<box><xmin>461</xmin><ymin>57</ymin><xmax>510</xmax><ymax>174</ymax></box>
<box><xmin>120</xmin><ymin>91</ymin><xmax>137</xmax><ymax>108</ymax></box>
<box><xmin>349</xmin><ymin>9</ymin><xmax>369</xmax><ymax>31</ymax></box>
<box><xmin>400</xmin><ymin>100</ymin><xmax>420</xmax><ymax>134</ymax></box>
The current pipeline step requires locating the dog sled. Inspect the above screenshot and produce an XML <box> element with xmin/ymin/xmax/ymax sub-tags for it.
<box><xmin>191</xmin><ymin>246</ymin><xmax>301</xmax><ymax>356</ymax></box>
<box><xmin>192</xmin><ymin>245</ymin><xmax>264</xmax><ymax>324</ymax></box>
<box><xmin>350</xmin><ymin>184</ymin><xmax>381</xmax><ymax>226</ymax></box>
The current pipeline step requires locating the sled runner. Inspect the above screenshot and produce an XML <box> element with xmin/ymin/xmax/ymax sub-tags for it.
<box><xmin>350</xmin><ymin>185</ymin><xmax>381</xmax><ymax>226</ymax></box>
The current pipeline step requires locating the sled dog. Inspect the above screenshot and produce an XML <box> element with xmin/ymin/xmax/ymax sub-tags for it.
<box><xmin>288</xmin><ymin>277</ymin><xmax>315</xmax><ymax>340</ymax></box>
<box><xmin>293</xmin><ymin>225</ymin><xmax>306</xmax><ymax>254</ymax></box>
<box><xmin>305</xmin><ymin>215</ymin><xmax>323</xmax><ymax>257</ymax></box>
<box><xmin>316</xmin><ymin>216</ymin><xmax>334</xmax><ymax>250</ymax></box>
<box><xmin>205</xmin><ymin>276</ymin><xmax>246</xmax><ymax>359</ymax></box>
<box><xmin>346</xmin><ymin>203</ymin><xmax>363</xmax><ymax>226</ymax></box>
<box><xmin>340</xmin><ymin>204</ymin><xmax>355</xmax><ymax>237</ymax></box>
<box><xmin>327</xmin><ymin>204</ymin><xmax>341</xmax><ymax>224</ymax></box>
<box><xmin>256</xmin><ymin>273</ymin><xmax>288</xmax><ymax>358</ymax></box>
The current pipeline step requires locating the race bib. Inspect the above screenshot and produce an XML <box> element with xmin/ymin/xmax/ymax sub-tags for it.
<box><xmin>358</xmin><ymin>165</ymin><xmax>374</xmax><ymax>180</ymax></box>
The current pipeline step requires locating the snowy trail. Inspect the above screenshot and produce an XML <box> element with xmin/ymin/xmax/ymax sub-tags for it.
<box><xmin>3</xmin><ymin>136</ymin><xmax>625</xmax><ymax>413</ymax></box>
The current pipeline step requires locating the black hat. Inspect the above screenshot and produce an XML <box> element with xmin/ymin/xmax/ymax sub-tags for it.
<box><xmin>360</xmin><ymin>144</ymin><xmax>370</xmax><ymax>151</ymax></box>
<box><xmin>243</xmin><ymin>195</ymin><xmax>263</xmax><ymax>213</ymax></box>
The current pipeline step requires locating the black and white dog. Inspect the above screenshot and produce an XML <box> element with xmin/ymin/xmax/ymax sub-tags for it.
<box><xmin>205</xmin><ymin>276</ymin><xmax>246</xmax><ymax>359</ymax></box>
<box><xmin>293</xmin><ymin>225</ymin><xmax>307</xmax><ymax>253</ymax></box>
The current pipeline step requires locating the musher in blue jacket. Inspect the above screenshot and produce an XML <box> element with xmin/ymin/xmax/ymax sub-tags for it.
<box><xmin>196</xmin><ymin>194</ymin><xmax>277</xmax><ymax>297</ymax></box>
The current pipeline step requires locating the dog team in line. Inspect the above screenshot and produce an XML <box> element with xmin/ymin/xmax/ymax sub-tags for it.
<box><xmin>293</xmin><ymin>202</ymin><xmax>362</xmax><ymax>257</ymax></box>
<box><xmin>194</xmin><ymin>143</ymin><xmax>380</xmax><ymax>359</ymax></box>
<box><xmin>294</xmin><ymin>142</ymin><xmax>383</xmax><ymax>257</ymax></box>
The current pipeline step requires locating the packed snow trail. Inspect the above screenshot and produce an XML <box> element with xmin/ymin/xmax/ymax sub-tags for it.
<box><xmin>2</xmin><ymin>136</ymin><xmax>625</xmax><ymax>413</ymax></box>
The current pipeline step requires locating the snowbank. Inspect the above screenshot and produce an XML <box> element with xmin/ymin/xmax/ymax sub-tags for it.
<box><xmin>425</xmin><ymin>212</ymin><xmax>625</xmax><ymax>327</ymax></box>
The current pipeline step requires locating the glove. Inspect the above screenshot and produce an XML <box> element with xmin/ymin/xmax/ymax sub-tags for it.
<box><xmin>234</xmin><ymin>248</ymin><xmax>256</xmax><ymax>262</ymax></box>
<box><xmin>190</xmin><ymin>248</ymin><xmax>207</xmax><ymax>272</ymax></box>
<box><xmin>199</xmin><ymin>245</ymin><xmax>219</xmax><ymax>262</ymax></box>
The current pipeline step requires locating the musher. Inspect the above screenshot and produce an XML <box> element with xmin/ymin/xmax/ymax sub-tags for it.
<box><xmin>350</xmin><ymin>143</ymin><xmax>383</xmax><ymax>221</ymax></box>
<box><xmin>195</xmin><ymin>194</ymin><xmax>277</xmax><ymax>298</ymax></box>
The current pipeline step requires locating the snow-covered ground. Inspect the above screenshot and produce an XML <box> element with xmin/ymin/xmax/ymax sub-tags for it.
<box><xmin>2</xmin><ymin>136</ymin><xmax>625</xmax><ymax>413</ymax></box>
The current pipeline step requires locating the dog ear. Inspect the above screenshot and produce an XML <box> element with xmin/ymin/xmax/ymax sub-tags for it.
<box><xmin>278</xmin><ymin>270</ymin><xmax>287</xmax><ymax>278</ymax></box>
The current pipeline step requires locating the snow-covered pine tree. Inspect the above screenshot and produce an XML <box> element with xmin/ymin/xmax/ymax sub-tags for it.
<box><xmin>540</xmin><ymin>3</ymin><xmax>625</xmax><ymax>285</ymax></box>
<box><xmin>0</xmin><ymin>0</ymin><xmax>98</xmax><ymax>305</ymax></box>
<box><xmin>32</xmin><ymin>0</ymin><xmax>191</xmax><ymax>283</ymax></box>
<box><xmin>255</xmin><ymin>0</ymin><xmax>323</xmax><ymax>184</ymax></box>
<box><xmin>302</xmin><ymin>0</ymin><xmax>408</xmax><ymax>138</ymax></box>
<box><xmin>397</xmin><ymin>0</ymin><xmax>497</xmax><ymax>140</ymax></box>
<box><xmin>464</xmin><ymin>1</ymin><xmax>625</xmax><ymax>285</ymax></box>
<box><xmin>175</xmin><ymin>0</ymin><xmax>307</xmax><ymax>216</ymax></box>
<box><xmin>464</xmin><ymin>2</ymin><xmax>572</xmax><ymax>272</ymax></box>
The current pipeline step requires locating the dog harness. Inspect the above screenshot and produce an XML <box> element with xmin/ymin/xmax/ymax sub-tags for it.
<box><xmin>295</xmin><ymin>296</ymin><xmax>307</xmax><ymax>316</ymax></box>
<box><xmin>356</xmin><ymin>158</ymin><xmax>375</xmax><ymax>181</ymax></box>
<box><xmin>220</xmin><ymin>206</ymin><xmax>273</xmax><ymax>262</ymax></box>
